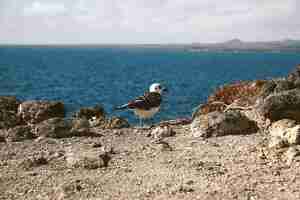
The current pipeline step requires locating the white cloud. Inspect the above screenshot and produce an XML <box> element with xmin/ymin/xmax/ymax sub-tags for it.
<box><xmin>0</xmin><ymin>0</ymin><xmax>299</xmax><ymax>44</ymax></box>
<box><xmin>23</xmin><ymin>1</ymin><xmax>66</xmax><ymax>16</ymax></box>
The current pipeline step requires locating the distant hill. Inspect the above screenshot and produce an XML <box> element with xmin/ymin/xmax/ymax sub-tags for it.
<box><xmin>189</xmin><ymin>39</ymin><xmax>300</xmax><ymax>52</ymax></box>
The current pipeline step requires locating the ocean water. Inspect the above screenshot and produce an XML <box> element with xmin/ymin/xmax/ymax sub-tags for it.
<box><xmin>0</xmin><ymin>46</ymin><xmax>299</xmax><ymax>123</ymax></box>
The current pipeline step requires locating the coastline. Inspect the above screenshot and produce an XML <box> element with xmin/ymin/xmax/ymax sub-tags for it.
<box><xmin>1</xmin><ymin>65</ymin><xmax>300</xmax><ymax>199</ymax></box>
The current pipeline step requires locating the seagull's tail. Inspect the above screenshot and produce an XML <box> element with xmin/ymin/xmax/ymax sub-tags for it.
<box><xmin>114</xmin><ymin>103</ymin><xmax>129</xmax><ymax>111</ymax></box>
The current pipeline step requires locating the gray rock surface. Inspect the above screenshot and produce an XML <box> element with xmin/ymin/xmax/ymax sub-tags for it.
<box><xmin>268</xmin><ymin>119</ymin><xmax>300</xmax><ymax>147</ymax></box>
<box><xmin>5</xmin><ymin>125</ymin><xmax>36</xmax><ymax>142</ymax></box>
<box><xmin>0</xmin><ymin>96</ymin><xmax>20</xmax><ymax>112</ymax></box>
<box><xmin>191</xmin><ymin>110</ymin><xmax>258</xmax><ymax>138</ymax></box>
<box><xmin>0</xmin><ymin>110</ymin><xmax>20</xmax><ymax>129</ymax></box>
<box><xmin>73</xmin><ymin>105</ymin><xmax>105</xmax><ymax>120</ymax></box>
<box><xmin>18</xmin><ymin>100</ymin><xmax>65</xmax><ymax>124</ymax></box>
<box><xmin>287</xmin><ymin>64</ymin><xmax>300</xmax><ymax>87</ymax></box>
<box><xmin>65</xmin><ymin>145</ymin><xmax>111</xmax><ymax>169</ymax></box>
<box><xmin>33</xmin><ymin>118</ymin><xmax>72</xmax><ymax>138</ymax></box>
<box><xmin>258</xmin><ymin>89</ymin><xmax>300</xmax><ymax>122</ymax></box>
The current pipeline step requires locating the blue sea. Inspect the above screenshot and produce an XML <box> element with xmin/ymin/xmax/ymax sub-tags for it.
<box><xmin>0</xmin><ymin>46</ymin><xmax>299</xmax><ymax>123</ymax></box>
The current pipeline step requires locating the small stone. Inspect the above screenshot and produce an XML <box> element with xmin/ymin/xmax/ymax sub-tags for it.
<box><xmin>150</xmin><ymin>125</ymin><xmax>175</xmax><ymax>139</ymax></box>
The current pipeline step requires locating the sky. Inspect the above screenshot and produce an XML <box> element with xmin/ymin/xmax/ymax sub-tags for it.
<box><xmin>0</xmin><ymin>0</ymin><xmax>299</xmax><ymax>44</ymax></box>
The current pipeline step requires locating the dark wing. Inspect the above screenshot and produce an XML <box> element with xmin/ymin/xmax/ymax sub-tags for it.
<box><xmin>127</xmin><ymin>92</ymin><xmax>161</xmax><ymax>110</ymax></box>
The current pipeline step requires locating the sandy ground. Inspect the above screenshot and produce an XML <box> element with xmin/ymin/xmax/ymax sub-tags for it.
<box><xmin>1</xmin><ymin>125</ymin><xmax>300</xmax><ymax>200</ymax></box>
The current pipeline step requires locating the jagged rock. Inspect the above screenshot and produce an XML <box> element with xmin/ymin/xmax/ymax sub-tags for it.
<box><xmin>65</xmin><ymin>145</ymin><xmax>111</xmax><ymax>169</ymax></box>
<box><xmin>0</xmin><ymin>110</ymin><xmax>21</xmax><ymax>129</ymax></box>
<box><xmin>268</xmin><ymin>119</ymin><xmax>300</xmax><ymax>147</ymax></box>
<box><xmin>258</xmin><ymin>79</ymin><xmax>295</xmax><ymax>99</ymax></box>
<box><xmin>150</xmin><ymin>125</ymin><xmax>175</xmax><ymax>139</ymax></box>
<box><xmin>258</xmin><ymin>89</ymin><xmax>300</xmax><ymax>122</ymax></box>
<box><xmin>33</xmin><ymin>118</ymin><xmax>72</xmax><ymax>138</ymax></box>
<box><xmin>71</xmin><ymin>118</ymin><xmax>90</xmax><ymax>130</ymax></box>
<box><xmin>18</xmin><ymin>100</ymin><xmax>65</xmax><ymax>124</ymax></box>
<box><xmin>0</xmin><ymin>96</ymin><xmax>20</xmax><ymax>112</ymax></box>
<box><xmin>74</xmin><ymin>105</ymin><xmax>105</xmax><ymax>120</ymax></box>
<box><xmin>191</xmin><ymin>110</ymin><xmax>258</xmax><ymax>138</ymax></box>
<box><xmin>70</xmin><ymin>118</ymin><xmax>102</xmax><ymax>137</ymax></box>
<box><xmin>103</xmin><ymin>117</ymin><xmax>130</xmax><ymax>129</ymax></box>
<box><xmin>268</xmin><ymin>136</ymin><xmax>288</xmax><ymax>149</ymax></box>
<box><xmin>19</xmin><ymin>154</ymin><xmax>48</xmax><ymax>170</ymax></box>
<box><xmin>5</xmin><ymin>125</ymin><xmax>36</xmax><ymax>142</ymax></box>
<box><xmin>284</xmin><ymin>147</ymin><xmax>300</xmax><ymax>165</ymax></box>
<box><xmin>287</xmin><ymin>64</ymin><xmax>300</xmax><ymax>87</ymax></box>
<box><xmin>0</xmin><ymin>131</ymin><xmax>6</xmax><ymax>143</ymax></box>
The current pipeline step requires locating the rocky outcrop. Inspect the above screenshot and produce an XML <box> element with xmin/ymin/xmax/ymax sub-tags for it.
<box><xmin>0</xmin><ymin>96</ymin><xmax>22</xmax><ymax>129</ymax></box>
<box><xmin>191</xmin><ymin>110</ymin><xmax>258</xmax><ymax>138</ymax></box>
<box><xmin>73</xmin><ymin>105</ymin><xmax>105</xmax><ymax>120</ymax></box>
<box><xmin>0</xmin><ymin>110</ymin><xmax>21</xmax><ymax>129</ymax></box>
<box><xmin>18</xmin><ymin>100</ymin><xmax>65</xmax><ymax>124</ymax></box>
<box><xmin>268</xmin><ymin>119</ymin><xmax>300</xmax><ymax>148</ymax></box>
<box><xmin>287</xmin><ymin>64</ymin><xmax>300</xmax><ymax>87</ymax></box>
<box><xmin>0</xmin><ymin>96</ymin><xmax>20</xmax><ymax>112</ymax></box>
<box><xmin>257</xmin><ymin>89</ymin><xmax>300</xmax><ymax>122</ymax></box>
<box><xmin>33</xmin><ymin>118</ymin><xmax>72</xmax><ymax>138</ymax></box>
<box><xmin>5</xmin><ymin>125</ymin><xmax>36</xmax><ymax>142</ymax></box>
<box><xmin>102</xmin><ymin>117</ymin><xmax>130</xmax><ymax>129</ymax></box>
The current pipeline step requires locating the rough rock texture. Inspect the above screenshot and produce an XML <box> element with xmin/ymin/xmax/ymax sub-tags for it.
<box><xmin>0</xmin><ymin>110</ymin><xmax>20</xmax><ymax>129</ymax></box>
<box><xmin>1</xmin><ymin>126</ymin><xmax>300</xmax><ymax>200</ymax></box>
<box><xmin>287</xmin><ymin>64</ymin><xmax>300</xmax><ymax>87</ymax></box>
<box><xmin>18</xmin><ymin>100</ymin><xmax>65</xmax><ymax>124</ymax></box>
<box><xmin>65</xmin><ymin>145</ymin><xmax>111</xmax><ymax>169</ymax></box>
<box><xmin>194</xmin><ymin>80</ymin><xmax>266</xmax><ymax>116</ymax></box>
<box><xmin>191</xmin><ymin>111</ymin><xmax>258</xmax><ymax>138</ymax></box>
<box><xmin>268</xmin><ymin>119</ymin><xmax>300</xmax><ymax>147</ymax></box>
<box><xmin>150</xmin><ymin>125</ymin><xmax>176</xmax><ymax>140</ymax></box>
<box><xmin>33</xmin><ymin>118</ymin><xmax>72</xmax><ymax>138</ymax></box>
<box><xmin>0</xmin><ymin>96</ymin><xmax>20</xmax><ymax>112</ymax></box>
<box><xmin>102</xmin><ymin>117</ymin><xmax>130</xmax><ymax>129</ymax></box>
<box><xmin>5</xmin><ymin>125</ymin><xmax>36</xmax><ymax>142</ymax></box>
<box><xmin>74</xmin><ymin>105</ymin><xmax>105</xmax><ymax>120</ymax></box>
<box><xmin>258</xmin><ymin>89</ymin><xmax>300</xmax><ymax>122</ymax></box>
<box><xmin>71</xmin><ymin>118</ymin><xmax>90</xmax><ymax>131</ymax></box>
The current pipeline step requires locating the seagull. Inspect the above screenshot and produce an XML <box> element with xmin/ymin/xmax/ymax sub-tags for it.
<box><xmin>115</xmin><ymin>83</ymin><xmax>167</xmax><ymax>127</ymax></box>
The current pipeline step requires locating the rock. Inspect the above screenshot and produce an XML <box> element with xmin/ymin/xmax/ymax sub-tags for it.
<box><xmin>74</xmin><ymin>105</ymin><xmax>105</xmax><ymax>120</ymax></box>
<box><xmin>258</xmin><ymin>79</ymin><xmax>295</xmax><ymax>99</ymax></box>
<box><xmin>284</xmin><ymin>147</ymin><xmax>300</xmax><ymax>165</ymax></box>
<box><xmin>33</xmin><ymin>118</ymin><xmax>72</xmax><ymax>138</ymax></box>
<box><xmin>19</xmin><ymin>155</ymin><xmax>48</xmax><ymax>169</ymax></box>
<box><xmin>268</xmin><ymin>119</ymin><xmax>300</xmax><ymax>147</ymax></box>
<box><xmin>65</xmin><ymin>145</ymin><xmax>111</xmax><ymax>169</ymax></box>
<box><xmin>18</xmin><ymin>100</ymin><xmax>65</xmax><ymax>124</ymax></box>
<box><xmin>70</xmin><ymin>118</ymin><xmax>102</xmax><ymax>137</ymax></box>
<box><xmin>0</xmin><ymin>131</ymin><xmax>6</xmax><ymax>143</ymax></box>
<box><xmin>150</xmin><ymin>125</ymin><xmax>175</xmax><ymax>139</ymax></box>
<box><xmin>0</xmin><ymin>96</ymin><xmax>20</xmax><ymax>112</ymax></box>
<box><xmin>257</xmin><ymin>89</ymin><xmax>300</xmax><ymax>122</ymax></box>
<box><xmin>191</xmin><ymin>110</ymin><xmax>258</xmax><ymax>138</ymax></box>
<box><xmin>0</xmin><ymin>110</ymin><xmax>20</xmax><ymax>129</ymax></box>
<box><xmin>268</xmin><ymin>136</ymin><xmax>288</xmax><ymax>149</ymax></box>
<box><xmin>71</xmin><ymin>118</ymin><xmax>90</xmax><ymax>130</ymax></box>
<box><xmin>103</xmin><ymin>117</ymin><xmax>130</xmax><ymax>129</ymax></box>
<box><xmin>287</xmin><ymin>64</ymin><xmax>300</xmax><ymax>87</ymax></box>
<box><xmin>5</xmin><ymin>125</ymin><xmax>36</xmax><ymax>142</ymax></box>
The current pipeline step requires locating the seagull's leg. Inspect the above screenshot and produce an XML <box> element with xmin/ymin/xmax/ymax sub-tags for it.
<box><xmin>139</xmin><ymin>118</ymin><xmax>143</xmax><ymax>128</ymax></box>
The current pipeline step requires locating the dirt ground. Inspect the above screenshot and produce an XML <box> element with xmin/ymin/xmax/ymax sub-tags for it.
<box><xmin>1</xmin><ymin>125</ymin><xmax>300</xmax><ymax>200</ymax></box>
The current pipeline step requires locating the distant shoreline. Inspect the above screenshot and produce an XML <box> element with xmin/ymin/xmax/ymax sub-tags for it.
<box><xmin>1</xmin><ymin>38</ymin><xmax>300</xmax><ymax>52</ymax></box>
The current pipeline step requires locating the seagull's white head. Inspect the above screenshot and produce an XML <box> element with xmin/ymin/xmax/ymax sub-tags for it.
<box><xmin>149</xmin><ymin>83</ymin><xmax>167</xmax><ymax>94</ymax></box>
